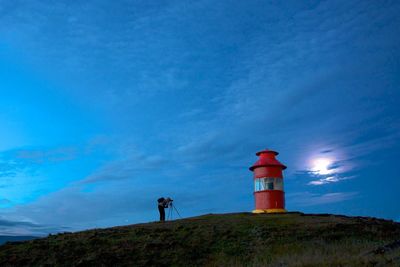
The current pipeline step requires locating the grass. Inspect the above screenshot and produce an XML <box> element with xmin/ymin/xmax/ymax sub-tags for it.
<box><xmin>0</xmin><ymin>212</ymin><xmax>399</xmax><ymax>266</ymax></box>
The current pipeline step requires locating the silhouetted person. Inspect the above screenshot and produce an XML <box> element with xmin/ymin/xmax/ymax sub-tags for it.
<box><xmin>157</xmin><ymin>197</ymin><xmax>173</xmax><ymax>221</ymax></box>
<box><xmin>156</xmin><ymin>197</ymin><xmax>166</xmax><ymax>221</ymax></box>
<box><xmin>157</xmin><ymin>197</ymin><xmax>166</xmax><ymax>221</ymax></box>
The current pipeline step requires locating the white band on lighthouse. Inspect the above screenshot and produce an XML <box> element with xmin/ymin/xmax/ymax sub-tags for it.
<box><xmin>254</xmin><ymin>178</ymin><xmax>284</xmax><ymax>191</ymax></box>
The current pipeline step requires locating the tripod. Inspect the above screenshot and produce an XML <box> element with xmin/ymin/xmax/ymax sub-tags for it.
<box><xmin>167</xmin><ymin>202</ymin><xmax>182</xmax><ymax>220</ymax></box>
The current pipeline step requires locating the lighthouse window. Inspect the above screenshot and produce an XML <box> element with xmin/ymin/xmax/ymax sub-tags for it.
<box><xmin>274</xmin><ymin>178</ymin><xmax>283</xmax><ymax>190</ymax></box>
<box><xmin>266</xmin><ymin>179</ymin><xmax>274</xmax><ymax>190</ymax></box>
<box><xmin>254</xmin><ymin>179</ymin><xmax>263</xmax><ymax>191</ymax></box>
<box><xmin>254</xmin><ymin>178</ymin><xmax>284</xmax><ymax>192</ymax></box>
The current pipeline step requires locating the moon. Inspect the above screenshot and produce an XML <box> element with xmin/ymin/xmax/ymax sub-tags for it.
<box><xmin>311</xmin><ymin>158</ymin><xmax>333</xmax><ymax>175</ymax></box>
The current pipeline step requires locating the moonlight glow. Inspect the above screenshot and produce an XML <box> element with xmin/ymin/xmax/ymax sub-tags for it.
<box><xmin>311</xmin><ymin>158</ymin><xmax>333</xmax><ymax>175</ymax></box>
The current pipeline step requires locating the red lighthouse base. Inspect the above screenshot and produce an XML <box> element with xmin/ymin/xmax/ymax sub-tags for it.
<box><xmin>252</xmin><ymin>190</ymin><xmax>286</xmax><ymax>213</ymax></box>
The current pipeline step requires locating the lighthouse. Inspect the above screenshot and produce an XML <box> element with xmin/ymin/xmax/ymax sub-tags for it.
<box><xmin>249</xmin><ymin>149</ymin><xmax>287</xmax><ymax>213</ymax></box>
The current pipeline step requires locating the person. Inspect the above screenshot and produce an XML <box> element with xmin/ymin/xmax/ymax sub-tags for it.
<box><xmin>157</xmin><ymin>197</ymin><xmax>172</xmax><ymax>222</ymax></box>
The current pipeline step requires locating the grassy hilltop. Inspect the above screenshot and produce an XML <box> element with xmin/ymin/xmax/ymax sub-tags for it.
<box><xmin>1</xmin><ymin>212</ymin><xmax>399</xmax><ymax>266</ymax></box>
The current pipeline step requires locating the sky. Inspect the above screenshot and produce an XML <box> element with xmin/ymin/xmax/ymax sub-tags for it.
<box><xmin>0</xmin><ymin>0</ymin><xmax>399</xmax><ymax>236</ymax></box>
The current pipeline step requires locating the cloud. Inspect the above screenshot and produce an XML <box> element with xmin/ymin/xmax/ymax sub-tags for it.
<box><xmin>1</xmin><ymin>143</ymin><xmax>251</xmax><ymax>233</ymax></box>
<box><xmin>0</xmin><ymin>217</ymin><xmax>67</xmax><ymax>236</ymax></box>
<box><xmin>0</xmin><ymin>146</ymin><xmax>77</xmax><ymax>168</ymax></box>
<box><xmin>0</xmin><ymin>199</ymin><xmax>11</xmax><ymax>206</ymax></box>
<box><xmin>287</xmin><ymin>192</ymin><xmax>359</xmax><ymax>207</ymax></box>
<box><xmin>5</xmin><ymin>167</ymin><xmax>251</xmax><ymax>233</ymax></box>
<box><xmin>13</xmin><ymin>186</ymin><xmax>152</xmax><ymax>225</ymax></box>
<box><xmin>15</xmin><ymin>147</ymin><xmax>77</xmax><ymax>164</ymax></box>
<box><xmin>161</xmin><ymin>1</ymin><xmax>400</xmax><ymax>184</ymax></box>
<box><xmin>0</xmin><ymin>146</ymin><xmax>79</xmax><ymax>188</ymax></box>
<box><xmin>175</xmin><ymin>131</ymin><xmax>246</xmax><ymax>163</ymax></box>
<box><xmin>7</xmin><ymin>181</ymin><xmax>198</xmax><ymax>232</ymax></box>
<box><xmin>79</xmin><ymin>150</ymin><xmax>170</xmax><ymax>184</ymax></box>
<box><xmin>296</xmin><ymin>161</ymin><xmax>356</xmax><ymax>186</ymax></box>
<box><xmin>293</xmin><ymin>154</ymin><xmax>355</xmax><ymax>186</ymax></box>
<box><xmin>0</xmin><ymin>159</ymin><xmax>25</xmax><ymax>179</ymax></box>
<box><xmin>308</xmin><ymin>175</ymin><xmax>356</xmax><ymax>186</ymax></box>
<box><xmin>178</xmin><ymin>108</ymin><xmax>204</xmax><ymax>118</ymax></box>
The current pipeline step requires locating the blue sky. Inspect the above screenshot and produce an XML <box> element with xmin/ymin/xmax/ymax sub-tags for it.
<box><xmin>0</xmin><ymin>0</ymin><xmax>399</xmax><ymax>235</ymax></box>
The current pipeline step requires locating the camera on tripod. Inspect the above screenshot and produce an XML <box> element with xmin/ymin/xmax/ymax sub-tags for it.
<box><xmin>165</xmin><ymin>197</ymin><xmax>173</xmax><ymax>207</ymax></box>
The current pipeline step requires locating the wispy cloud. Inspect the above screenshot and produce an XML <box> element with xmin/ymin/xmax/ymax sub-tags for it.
<box><xmin>79</xmin><ymin>147</ymin><xmax>170</xmax><ymax>184</ymax></box>
<box><xmin>0</xmin><ymin>146</ymin><xmax>77</xmax><ymax>166</ymax></box>
<box><xmin>288</xmin><ymin>192</ymin><xmax>359</xmax><ymax>207</ymax></box>
<box><xmin>308</xmin><ymin>175</ymin><xmax>356</xmax><ymax>186</ymax></box>
<box><xmin>0</xmin><ymin>217</ymin><xmax>67</xmax><ymax>236</ymax></box>
<box><xmin>297</xmin><ymin>158</ymin><xmax>356</xmax><ymax>186</ymax></box>
<box><xmin>0</xmin><ymin>198</ymin><xmax>11</xmax><ymax>206</ymax></box>
<box><xmin>6</xmin><ymin>183</ymin><xmax>181</xmax><ymax>232</ymax></box>
<box><xmin>15</xmin><ymin>147</ymin><xmax>77</xmax><ymax>164</ymax></box>
<box><xmin>0</xmin><ymin>146</ymin><xmax>78</xmax><ymax>186</ymax></box>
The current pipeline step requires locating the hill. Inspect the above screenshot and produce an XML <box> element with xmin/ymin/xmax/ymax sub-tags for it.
<box><xmin>0</xmin><ymin>212</ymin><xmax>399</xmax><ymax>266</ymax></box>
<box><xmin>0</xmin><ymin>236</ymin><xmax>38</xmax><ymax>245</ymax></box>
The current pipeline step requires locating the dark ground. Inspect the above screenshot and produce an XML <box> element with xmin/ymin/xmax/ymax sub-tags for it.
<box><xmin>0</xmin><ymin>212</ymin><xmax>399</xmax><ymax>266</ymax></box>
<box><xmin>0</xmin><ymin>236</ymin><xmax>38</xmax><ymax>245</ymax></box>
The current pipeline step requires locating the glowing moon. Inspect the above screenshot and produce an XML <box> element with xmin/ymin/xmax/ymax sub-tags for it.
<box><xmin>311</xmin><ymin>158</ymin><xmax>333</xmax><ymax>175</ymax></box>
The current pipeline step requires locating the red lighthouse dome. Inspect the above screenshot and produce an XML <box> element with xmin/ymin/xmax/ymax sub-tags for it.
<box><xmin>250</xmin><ymin>149</ymin><xmax>287</xmax><ymax>213</ymax></box>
